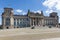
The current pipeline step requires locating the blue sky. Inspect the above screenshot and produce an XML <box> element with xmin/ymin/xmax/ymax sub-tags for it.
<box><xmin>0</xmin><ymin>0</ymin><xmax>60</xmax><ymax>25</ymax></box>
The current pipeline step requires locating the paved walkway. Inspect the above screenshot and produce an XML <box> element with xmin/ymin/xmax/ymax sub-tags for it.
<box><xmin>0</xmin><ymin>28</ymin><xmax>60</xmax><ymax>40</ymax></box>
<box><xmin>41</xmin><ymin>38</ymin><xmax>60</xmax><ymax>40</ymax></box>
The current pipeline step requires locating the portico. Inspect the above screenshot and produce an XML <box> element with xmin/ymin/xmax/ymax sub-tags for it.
<box><xmin>30</xmin><ymin>17</ymin><xmax>44</xmax><ymax>26</ymax></box>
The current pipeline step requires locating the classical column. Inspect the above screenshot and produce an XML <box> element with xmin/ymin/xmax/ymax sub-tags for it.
<box><xmin>37</xmin><ymin>18</ymin><xmax>38</xmax><ymax>26</ymax></box>
<box><xmin>19</xmin><ymin>19</ymin><xmax>20</xmax><ymax>25</ymax></box>
<box><xmin>39</xmin><ymin>19</ymin><xmax>40</xmax><ymax>26</ymax></box>
<box><xmin>30</xmin><ymin>18</ymin><xmax>31</xmax><ymax>27</ymax></box>
<box><xmin>35</xmin><ymin>18</ymin><xmax>37</xmax><ymax>26</ymax></box>
<box><xmin>16</xmin><ymin>19</ymin><xmax>17</xmax><ymax>28</ymax></box>
<box><xmin>40</xmin><ymin>20</ymin><xmax>42</xmax><ymax>26</ymax></box>
<box><xmin>3</xmin><ymin>18</ymin><xmax>6</xmax><ymax>29</ymax></box>
<box><xmin>37</xmin><ymin>18</ymin><xmax>39</xmax><ymax>26</ymax></box>
<box><xmin>42</xmin><ymin>19</ymin><xmax>44</xmax><ymax>26</ymax></box>
<box><xmin>33</xmin><ymin>19</ymin><xmax>34</xmax><ymax>26</ymax></box>
<box><xmin>38</xmin><ymin>18</ymin><xmax>40</xmax><ymax>26</ymax></box>
<box><xmin>10</xmin><ymin>17</ymin><xmax>14</xmax><ymax>28</ymax></box>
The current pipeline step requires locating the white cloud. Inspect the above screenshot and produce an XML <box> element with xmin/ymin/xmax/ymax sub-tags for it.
<box><xmin>43</xmin><ymin>0</ymin><xmax>57</xmax><ymax>9</ymax></box>
<box><xmin>55</xmin><ymin>2</ymin><xmax>60</xmax><ymax>10</ymax></box>
<box><xmin>15</xmin><ymin>9</ymin><xmax>23</xmax><ymax>13</ymax></box>
<box><xmin>36</xmin><ymin>10</ymin><xmax>41</xmax><ymax>13</ymax></box>
<box><xmin>15</xmin><ymin>9</ymin><xmax>26</xmax><ymax>15</ymax></box>
<box><xmin>46</xmin><ymin>9</ymin><xmax>55</xmax><ymax>14</ymax></box>
<box><xmin>33</xmin><ymin>10</ymin><xmax>41</xmax><ymax>14</ymax></box>
<box><xmin>22</xmin><ymin>12</ymin><xmax>26</xmax><ymax>15</ymax></box>
<box><xmin>43</xmin><ymin>0</ymin><xmax>60</xmax><ymax>10</ymax></box>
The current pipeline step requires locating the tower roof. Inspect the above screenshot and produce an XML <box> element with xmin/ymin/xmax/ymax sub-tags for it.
<box><xmin>4</xmin><ymin>7</ymin><xmax>13</xmax><ymax>10</ymax></box>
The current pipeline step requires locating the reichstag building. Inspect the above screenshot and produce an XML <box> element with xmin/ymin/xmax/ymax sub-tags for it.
<box><xmin>2</xmin><ymin>8</ymin><xmax>59</xmax><ymax>29</ymax></box>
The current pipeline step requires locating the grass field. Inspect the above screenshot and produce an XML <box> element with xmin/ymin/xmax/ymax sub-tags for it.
<box><xmin>0</xmin><ymin>28</ymin><xmax>60</xmax><ymax>40</ymax></box>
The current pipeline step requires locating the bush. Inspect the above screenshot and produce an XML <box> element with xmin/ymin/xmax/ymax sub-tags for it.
<box><xmin>0</xmin><ymin>27</ymin><xmax>3</xmax><ymax>29</ymax></box>
<box><xmin>0</xmin><ymin>25</ymin><xmax>3</xmax><ymax>29</ymax></box>
<box><xmin>31</xmin><ymin>27</ymin><xmax>35</xmax><ymax>29</ymax></box>
<box><xmin>49</xmin><ymin>25</ymin><xmax>52</xmax><ymax>28</ymax></box>
<box><xmin>43</xmin><ymin>25</ymin><xmax>45</xmax><ymax>27</ymax></box>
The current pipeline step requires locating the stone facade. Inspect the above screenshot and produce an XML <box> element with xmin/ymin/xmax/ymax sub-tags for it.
<box><xmin>2</xmin><ymin>8</ymin><xmax>59</xmax><ymax>29</ymax></box>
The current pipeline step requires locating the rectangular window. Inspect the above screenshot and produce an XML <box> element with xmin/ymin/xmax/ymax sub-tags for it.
<box><xmin>5</xmin><ymin>18</ymin><xmax>10</xmax><ymax>26</ymax></box>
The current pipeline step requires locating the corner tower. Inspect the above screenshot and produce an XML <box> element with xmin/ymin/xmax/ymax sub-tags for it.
<box><xmin>2</xmin><ymin>8</ymin><xmax>14</xmax><ymax>29</ymax></box>
<box><xmin>50</xmin><ymin>12</ymin><xmax>59</xmax><ymax>27</ymax></box>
